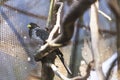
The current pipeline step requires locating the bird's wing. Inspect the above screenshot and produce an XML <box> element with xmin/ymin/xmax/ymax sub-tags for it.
<box><xmin>36</xmin><ymin>29</ymin><xmax>49</xmax><ymax>41</ymax></box>
<box><xmin>31</xmin><ymin>28</ymin><xmax>44</xmax><ymax>43</ymax></box>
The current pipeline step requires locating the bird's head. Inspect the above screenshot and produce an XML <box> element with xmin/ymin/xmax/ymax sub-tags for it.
<box><xmin>27</xmin><ymin>23</ymin><xmax>39</xmax><ymax>29</ymax></box>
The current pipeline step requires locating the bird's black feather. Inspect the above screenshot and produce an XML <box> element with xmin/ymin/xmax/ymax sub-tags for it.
<box><xmin>29</xmin><ymin>29</ymin><xmax>32</xmax><ymax>38</ymax></box>
<box><xmin>27</xmin><ymin>23</ymin><xmax>72</xmax><ymax>74</ymax></box>
<box><xmin>28</xmin><ymin>23</ymin><xmax>49</xmax><ymax>43</ymax></box>
<box><xmin>36</xmin><ymin>29</ymin><xmax>49</xmax><ymax>41</ymax></box>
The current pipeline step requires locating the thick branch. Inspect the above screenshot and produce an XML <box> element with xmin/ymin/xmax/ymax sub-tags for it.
<box><xmin>90</xmin><ymin>1</ymin><xmax>105</xmax><ymax>80</ymax></box>
<box><xmin>47</xmin><ymin>2</ymin><xmax>63</xmax><ymax>42</ymax></box>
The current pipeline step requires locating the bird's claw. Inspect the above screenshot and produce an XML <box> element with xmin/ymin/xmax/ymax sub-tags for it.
<box><xmin>34</xmin><ymin>43</ymin><xmax>55</xmax><ymax>61</ymax></box>
<box><xmin>34</xmin><ymin>40</ymin><xmax>63</xmax><ymax>62</ymax></box>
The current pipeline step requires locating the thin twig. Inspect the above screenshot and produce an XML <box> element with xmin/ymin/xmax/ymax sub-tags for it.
<box><xmin>46</xmin><ymin>0</ymin><xmax>55</xmax><ymax>28</ymax></box>
<box><xmin>49</xmin><ymin>61</ymin><xmax>94</xmax><ymax>80</ymax></box>
<box><xmin>98</xmin><ymin>10</ymin><xmax>112</xmax><ymax>21</ymax></box>
<box><xmin>49</xmin><ymin>63</ymin><xmax>71</xmax><ymax>80</ymax></box>
<box><xmin>46</xmin><ymin>2</ymin><xmax>63</xmax><ymax>42</ymax></box>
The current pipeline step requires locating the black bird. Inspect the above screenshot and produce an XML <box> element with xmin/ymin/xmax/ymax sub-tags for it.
<box><xmin>27</xmin><ymin>23</ymin><xmax>72</xmax><ymax>74</ymax></box>
<box><xmin>27</xmin><ymin>23</ymin><xmax>49</xmax><ymax>44</ymax></box>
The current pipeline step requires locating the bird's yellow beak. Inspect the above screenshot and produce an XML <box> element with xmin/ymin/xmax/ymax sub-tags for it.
<box><xmin>27</xmin><ymin>24</ymin><xmax>31</xmax><ymax>28</ymax></box>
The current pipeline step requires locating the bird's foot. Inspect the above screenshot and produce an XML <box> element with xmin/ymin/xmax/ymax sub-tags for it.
<box><xmin>34</xmin><ymin>43</ymin><xmax>55</xmax><ymax>61</ymax></box>
<box><xmin>34</xmin><ymin>40</ymin><xmax>62</xmax><ymax>62</ymax></box>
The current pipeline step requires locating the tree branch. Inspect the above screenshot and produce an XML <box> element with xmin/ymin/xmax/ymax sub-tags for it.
<box><xmin>49</xmin><ymin>61</ymin><xmax>94</xmax><ymax>80</ymax></box>
<box><xmin>46</xmin><ymin>2</ymin><xmax>63</xmax><ymax>43</ymax></box>
<box><xmin>90</xmin><ymin>1</ymin><xmax>105</xmax><ymax>80</ymax></box>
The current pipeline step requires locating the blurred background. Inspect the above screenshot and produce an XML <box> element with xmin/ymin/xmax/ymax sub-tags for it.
<box><xmin>0</xmin><ymin>0</ymin><xmax>117</xmax><ymax>80</ymax></box>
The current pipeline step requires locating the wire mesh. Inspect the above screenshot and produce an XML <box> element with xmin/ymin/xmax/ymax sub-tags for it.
<box><xmin>0</xmin><ymin>0</ymin><xmax>49</xmax><ymax>80</ymax></box>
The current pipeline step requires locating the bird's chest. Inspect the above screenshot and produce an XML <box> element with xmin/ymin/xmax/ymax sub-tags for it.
<box><xmin>31</xmin><ymin>30</ymin><xmax>44</xmax><ymax>43</ymax></box>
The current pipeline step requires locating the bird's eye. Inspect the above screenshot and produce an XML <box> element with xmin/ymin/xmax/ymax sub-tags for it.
<box><xmin>27</xmin><ymin>24</ymin><xmax>31</xmax><ymax>28</ymax></box>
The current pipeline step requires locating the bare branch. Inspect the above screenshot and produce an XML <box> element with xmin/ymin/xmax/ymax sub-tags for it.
<box><xmin>98</xmin><ymin>10</ymin><xmax>112</xmax><ymax>21</ymax></box>
<box><xmin>46</xmin><ymin>0</ymin><xmax>55</xmax><ymax>28</ymax></box>
<box><xmin>49</xmin><ymin>61</ymin><xmax>94</xmax><ymax>80</ymax></box>
<box><xmin>46</xmin><ymin>2</ymin><xmax>63</xmax><ymax>42</ymax></box>
<box><xmin>49</xmin><ymin>63</ymin><xmax>71</xmax><ymax>80</ymax></box>
<box><xmin>90</xmin><ymin>1</ymin><xmax>105</xmax><ymax>80</ymax></box>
